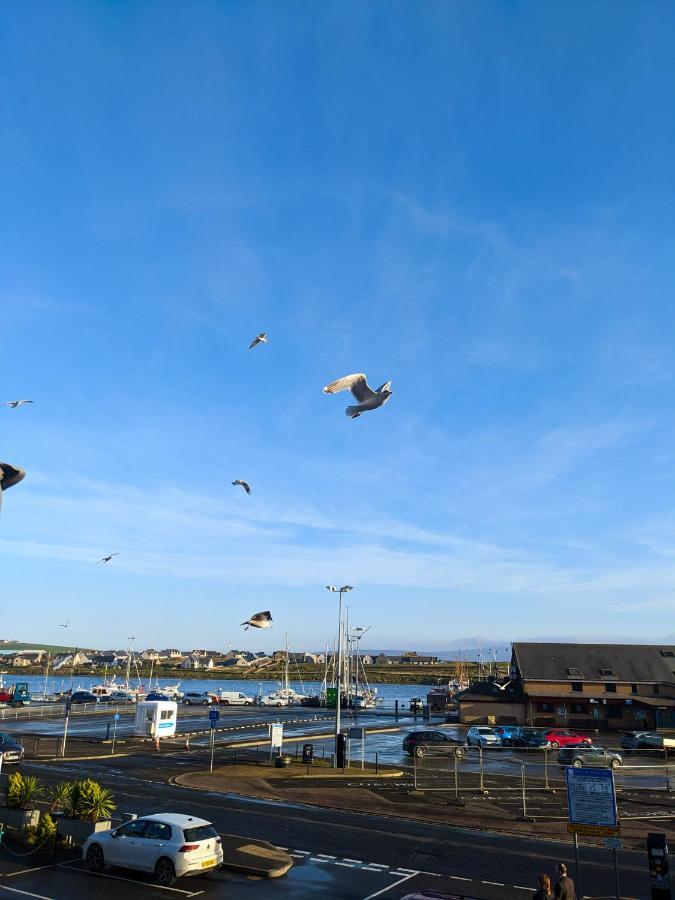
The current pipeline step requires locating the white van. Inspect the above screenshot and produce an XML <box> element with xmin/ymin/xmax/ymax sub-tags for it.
<box><xmin>217</xmin><ymin>691</ymin><xmax>254</xmax><ymax>706</ymax></box>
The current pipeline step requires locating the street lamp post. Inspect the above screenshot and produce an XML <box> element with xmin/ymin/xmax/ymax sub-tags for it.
<box><xmin>326</xmin><ymin>585</ymin><xmax>353</xmax><ymax>768</ymax></box>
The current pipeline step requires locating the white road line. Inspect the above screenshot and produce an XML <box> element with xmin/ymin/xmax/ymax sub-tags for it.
<box><xmin>56</xmin><ymin>862</ymin><xmax>198</xmax><ymax>895</ymax></box>
<box><xmin>363</xmin><ymin>867</ymin><xmax>385</xmax><ymax>872</ymax></box>
<box><xmin>449</xmin><ymin>875</ymin><xmax>471</xmax><ymax>881</ymax></box>
<box><xmin>2</xmin><ymin>866</ymin><xmax>55</xmax><ymax>878</ymax></box>
<box><xmin>481</xmin><ymin>880</ymin><xmax>504</xmax><ymax>886</ymax></box>
<box><xmin>316</xmin><ymin>854</ymin><xmax>336</xmax><ymax>859</ymax></box>
<box><xmin>292</xmin><ymin>850</ymin><xmax>310</xmax><ymax>855</ymax></box>
<box><xmin>392</xmin><ymin>867</ymin><xmax>417</xmax><ymax>874</ymax></box>
<box><xmin>343</xmin><ymin>858</ymin><xmax>362</xmax><ymax>863</ymax></box>
<box><xmin>362</xmin><ymin>872</ymin><xmax>418</xmax><ymax>899</ymax></box>
<box><xmin>0</xmin><ymin>887</ymin><xmax>55</xmax><ymax>900</ymax></box>
<box><xmin>335</xmin><ymin>862</ymin><xmax>356</xmax><ymax>868</ymax></box>
<box><xmin>290</xmin><ymin>854</ymin><xmax>306</xmax><ymax>859</ymax></box>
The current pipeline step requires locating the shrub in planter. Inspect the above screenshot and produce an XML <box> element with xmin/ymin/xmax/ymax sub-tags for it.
<box><xmin>0</xmin><ymin>772</ymin><xmax>43</xmax><ymax>831</ymax></box>
<box><xmin>57</xmin><ymin>779</ymin><xmax>115</xmax><ymax>844</ymax></box>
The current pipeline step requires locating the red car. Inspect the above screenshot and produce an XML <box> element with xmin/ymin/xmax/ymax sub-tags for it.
<box><xmin>543</xmin><ymin>728</ymin><xmax>592</xmax><ymax>748</ymax></box>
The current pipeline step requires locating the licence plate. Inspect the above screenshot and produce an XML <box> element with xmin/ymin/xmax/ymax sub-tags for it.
<box><xmin>201</xmin><ymin>858</ymin><xmax>216</xmax><ymax>868</ymax></box>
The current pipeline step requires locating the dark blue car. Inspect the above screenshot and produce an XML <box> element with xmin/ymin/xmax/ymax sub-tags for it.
<box><xmin>145</xmin><ymin>691</ymin><xmax>171</xmax><ymax>702</ymax></box>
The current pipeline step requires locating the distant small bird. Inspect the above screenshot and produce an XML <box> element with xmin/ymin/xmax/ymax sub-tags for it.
<box><xmin>2</xmin><ymin>400</ymin><xmax>33</xmax><ymax>408</ymax></box>
<box><xmin>97</xmin><ymin>553</ymin><xmax>119</xmax><ymax>564</ymax></box>
<box><xmin>59</xmin><ymin>620</ymin><xmax>70</xmax><ymax>629</ymax></box>
<box><xmin>0</xmin><ymin>462</ymin><xmax>26</xmax><ymax>513</ymax></box>
<box><xmin>249</xmin><ymin>332</ymin><xmax>268</xmax><ymax>350</ymax></box>
<box><xmin>241</xmin><ymin>610</ymin><xmax>273</xmax><ymax>630</ymax></box>
<box><xmin>232</xmin><ymin>479</ymin><xmax>252</xmax><ymax>495</ymax></box>
<box><xmin>323</xmin><ymin>373</ymin><xmax>393</xmax><ymax>419</ymax></box>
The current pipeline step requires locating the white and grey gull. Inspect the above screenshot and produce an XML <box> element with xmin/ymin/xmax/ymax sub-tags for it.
<box><xmin>323</xmin><ymin>373</ymin><xmax>393</xmax><ymax>419</ymax></box>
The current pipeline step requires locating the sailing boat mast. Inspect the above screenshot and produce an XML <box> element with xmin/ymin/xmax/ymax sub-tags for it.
<box><xmin>125</xmin><ymin>635</ymin><xmax>135</xmax><ymax>691</ymax></box>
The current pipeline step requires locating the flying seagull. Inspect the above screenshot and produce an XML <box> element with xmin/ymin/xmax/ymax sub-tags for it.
<box><xmin>240</xmin><ymin>610</ymin><xmax>273</xmax><ymax>630</ymax></box>
<box><xmin>232</xmin><ymin>479</ymin><xmax>252</xmax><ymax>495</ymax></box>
<box><xmin>249</xmin><ymin>332</ymin><xmax>268</xmax><ymax>350</ymax></box>
<box><xmin>2</xmin><ymin>400</ymin><xmax>34</xmax><ymax>408</ymax></box>
<box><xmin>323</xmin><ymin>373</ymin><xmax>393</xmax><ymax>419</ymax></box>
<box><xmin>493</xmin><ymin>681</ymin><xmax>512</xmax><ymax>692</ymax></box>
<box><xmin>59</xmin><ymin>620</ymin><xmax>70</xmax><ymax>629</ymax></box>
<box><xmin>0</xmin><ymin>462</ymin><xmax>25</xmax><ymax>514</ymax></box>
<box><xmin>97</xmin><ymin>553</ymin><xmax>119</xmax><ymax>564</ymax></box>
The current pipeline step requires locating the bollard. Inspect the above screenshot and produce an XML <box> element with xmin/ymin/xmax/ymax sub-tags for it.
<box><xmin>478</xmin><ymin>746</ymin><xmax>486</xmax><ymax>794</ymax></box>
<box><xmin>395</xmin><ymin>700</ymin><xmax>399</xmax><ymax>719</ymax></box>
<box><xmin>154</xmin><ymin>737</ymin><xmax>160</xmax><ymax>752</ymax></box>
<box><xmin>106</xmin><ymin>722</ymin><xmax>111</xmax><ymax>741</ymax></box>
<box><xmin>375</xmin><ymin>751</ymin><xmax>378</xmax><ymax>774</ymax></box>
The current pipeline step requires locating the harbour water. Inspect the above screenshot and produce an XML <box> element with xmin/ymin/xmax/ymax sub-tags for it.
<box><xmin>3</xmin><ymin>673</ymin><xmax>437</xmax><ymax>705</ymax></box>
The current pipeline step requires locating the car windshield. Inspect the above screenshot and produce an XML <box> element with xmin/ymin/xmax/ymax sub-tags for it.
<box><xmin>183</xmin><ymin>824</ymin><xmax>218</xmax><ymax>842</ymax></box>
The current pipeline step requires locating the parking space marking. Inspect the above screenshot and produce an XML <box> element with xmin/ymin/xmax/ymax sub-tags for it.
<box><xmin>56</xmin><ymin>862</ymin><xmax>203</xmax><ymax>896</ymax></box>
<box><xmin>0</xmin><ymin>886</ymin><xmax>55</xmax><ymax>900</ymax></box>
<box><xmin>362</xmin><ymin>872</ymin><xmax>417</xmax><ymax>899</ymax></box>
<box><xmin>1</xmin><ymin>866</ymin><xmax>54</xmax><ymax>879</ymax></box>
<box><xmin>343</xmin><ymin>858</ymin><xmax>363</xmax><ymax>863</ymax></box>
<box><xmin>334</xmin><ymin>862</ymin><xmax>356</xmax><ymax>868</ymax></box>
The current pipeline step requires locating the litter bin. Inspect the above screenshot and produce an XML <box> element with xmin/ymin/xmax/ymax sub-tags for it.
<box><xmin>274</xmin><ymin>755</ymin><xmax>292</xmax><ymax>768</ymax></box>
<box><xmin>302</xmin><ymin>743</ymin><xmax>314</xmax><ymax>764</ymax></box>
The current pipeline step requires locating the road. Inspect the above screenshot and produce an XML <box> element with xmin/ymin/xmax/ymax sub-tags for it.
<box><xmin>0</xmin><ymin>751</ymin><xmax>655</xmax><ymax>899</ymax></box>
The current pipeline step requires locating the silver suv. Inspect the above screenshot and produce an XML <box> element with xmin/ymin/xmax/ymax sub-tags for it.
<box><xmin>558</xmin><ymin>745</ymin><xmax>622</xmax><ymax>769</ymax></box>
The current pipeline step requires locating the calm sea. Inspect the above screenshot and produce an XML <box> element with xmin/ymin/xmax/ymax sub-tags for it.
<box><xmin>4</xmin><ymin>673</ymin><xmax>437</xmax><ymax>704</ymax></box>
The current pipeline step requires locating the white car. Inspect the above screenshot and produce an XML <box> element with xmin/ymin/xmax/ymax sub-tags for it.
<box><xmin>466</xmin><ymin>726</ymin><xmax>502</xmax><ymax>748</ymax></box>
<box><xmin>83</xmin><ymin>813</ymin><xmax>223</xmax><ymax>885</ymax></box>
<box><xmin>260</xmin><ymin>693</ymin><xmax>291</xmax><ymax>707</ymax></box>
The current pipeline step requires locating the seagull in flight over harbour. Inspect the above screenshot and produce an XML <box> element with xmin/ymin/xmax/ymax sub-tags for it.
<box><xmin>59</xmin><ymin>620</ymin><xmax>70</xmax><ymax>629</ymax></box>
<box><xmin>98</xmin><ymin>553</ymin><xmax>119</xmax><ymax>564</ymax></box>
<box><xmin>232</xmin><ymin>479</ymin><xmax>252</xmax><ymax>495</ymax></box>
<box><xmin>323</xmin><ymin>373</ymin><xmax>393</xmax><ymax>419</ymax></box>
<box><xmin>0</xmin><ymin>462</ymin><xmax>26</xmax><ymax>514</ymax></box>
<box><xmin>248</xmin><ymin>332</ymin><xmax>268</xmax><ymax>350</ymax></box>
<box><xmin>240</xmin><ymin>611</ymin><xmax>273</xmax><ymax>630</ymax></box>
<box><xmin>2</xmin><ymin>400</ymin><xmax>33</xmax><ymax>408</ymax></box>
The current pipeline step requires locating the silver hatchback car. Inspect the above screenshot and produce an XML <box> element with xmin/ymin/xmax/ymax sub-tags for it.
<box><xmin>466</xmin><ymin>726</ymin><xmax>502</xmax><ymax>748</ymax></box>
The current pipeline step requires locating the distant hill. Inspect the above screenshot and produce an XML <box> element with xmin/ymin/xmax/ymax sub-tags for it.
<box><xmin>0</xmin><ymin>641</ymin><xmax>79</xmax><ymax>656</ymax></box>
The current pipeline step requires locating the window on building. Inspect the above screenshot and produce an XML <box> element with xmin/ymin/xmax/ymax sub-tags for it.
<box><xmin>605</xmin><ymin>705</ymin><xmax>622</xmax><ymax>719</ymax></box>
<box><xmin>631</xmin><ymin>684</ymin><xmax>638</xmax><ymax>694</ymax></box>
<box><xmin>605</xmin><ymin>683</ymin><xmax>617</xmax><ymax>693</ymax></box>
<box><xmin>572</xmin><ymin>703</ymin><xmax>588</xmax><ymax>714</ymax></box>
<box><xmin>571</xmin><ymin>682</ymin><xmax>583</xmax><ymax>692</ymax></box>
<box><xmin>653</xmin><ymin>684</ymin><xmax>660</xmax><ymax>695</ymax></box>
<box><xmin>566</xmin><ymin>667</ymin><xmax>582</xmax><ymax>676</ymax></box>
<box><xmin>537</xmin><ymin>702</ymin><xmax>553</xmax><ymax>712</ymax></box>
<box><xmin>599</xmin><ymin>668</ymin><xmax>615</xmax><ymax>677</ymax></box>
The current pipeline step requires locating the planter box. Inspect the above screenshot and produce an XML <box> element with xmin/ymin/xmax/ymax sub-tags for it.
<box><xmin>0</xmin><ymin>807</ymin><xmax>40</xmax><ymax>830</ymax></box>
<box><xmin>57</xmin><ymin>819</ymin><xmax>112</xmax><ymax>843</ymax></box>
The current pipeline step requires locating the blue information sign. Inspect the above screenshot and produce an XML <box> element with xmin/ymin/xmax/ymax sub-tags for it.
<box><xmin>208</xmin><ymin>708</ymin><xmax>220</xmax><ymax>722</ymax></box>
<box><xmin>113</xmin><ymin>713</ymin><xmax>120</xmax><ymax>721</ymax></box>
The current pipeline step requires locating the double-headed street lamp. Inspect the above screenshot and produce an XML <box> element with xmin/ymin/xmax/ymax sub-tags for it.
<box><xmin>326</xmin><ymin>585</ymin><xmax>353</xmax><ymax>767</ymax></box>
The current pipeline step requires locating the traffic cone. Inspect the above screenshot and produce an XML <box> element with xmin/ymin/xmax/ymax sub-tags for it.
<box><xmin>154</xmin><ymin>737</ymin><xmax>160</xmax><ymax>751</ymax></box>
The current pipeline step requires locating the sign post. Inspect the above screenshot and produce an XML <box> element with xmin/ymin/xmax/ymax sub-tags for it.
<box><xmin>566</xmin><ymin>766</ymin><xmax>620</xmax><ymax>900</ymax></box>
<box><xmin>209</xmin><ymin>708</ymin><xmax>220</xmax><ymax>773</ymax></box>
<box><xmin>349</xmin><ymin>726</ymin><xmax>366</xmax><ymax>771</ymax></box>
<box><xmin>269</xmin><ymin>722</ymin><xmax>283</xmax><ymax>764</ymax></box>
<box><xmin>111</xmin><ymin>713</ymin><xmax>120</xmax><ymax>755</ymax></box>
<box><xmin>61</xmin><ymin>699</ymin><xmax>72</xmax><ymax>758</ymax></box>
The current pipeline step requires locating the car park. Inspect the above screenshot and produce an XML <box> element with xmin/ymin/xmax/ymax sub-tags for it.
<box><xmin>83</xmin><ymin>812</ymin><xmax>223</xmax><ymax>886</ymax></box>
<box><xmin>181</xmin><ymin>691</ymin><xmax>213</xmax><ymax>706</ymax></box>
<box><xmin>466</xmin><ymin>726</ymin><xmax>502</xmax><ymax>748</ymax></box>
<box><xmin>558</xmin><ymin>745</ymin><xmax>622</xmax><ymax>769</ymax></box>
<box><xmin>69</xmin><ymin>690</ymin><xmax>100</xmax><ymax>704</ymax></box>
<box><xmin>542</xmin><ymin>728</ymin><xmax>591</xmax><ymax>748</ymax></box>
<box><xmin>402</xmin><ymin>730</ymin><xmax>466</xmax><ymax>759</ymax></box>
<box><xmin>0</xmin><ymin>732</ymin><xmax>25</xmax><ymax>764</ymax></box>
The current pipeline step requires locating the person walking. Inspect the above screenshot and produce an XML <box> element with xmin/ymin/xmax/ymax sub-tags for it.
<box><xmin>532</xmin><ymin>873</ymin><xmax>554</xmax><ymax>899</ymax></box>
<box><xmin>554</xmin><ymin>862</ymin><xmax>576</xmax><ymax>899</ymax></box>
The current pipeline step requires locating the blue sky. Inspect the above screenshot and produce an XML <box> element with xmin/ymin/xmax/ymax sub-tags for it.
<box><xmin>2</xmin><ymin>1</ymin><xmax>675</xmax><ymax>653</ymax></box>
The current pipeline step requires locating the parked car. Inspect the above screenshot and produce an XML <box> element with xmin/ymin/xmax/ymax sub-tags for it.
<box><xmin>558</xmin><ymin>745</ymin><xmax>622</xmax><ymax>769</ymax></box>
<box><xmin>402</xmin><ymin>730</ymin><xmax>466</xmax><ymax>759</ymax></box>
<box><xmin>493</xmin><ymin>724</ymin><xmax>521</xmax><ymax>746</ymax></box>
<box><xmin>217</xmin><ymin>691</ymin><xmax>254</xmax><ymax>706</ymax></box>
<box><xmin>181</xmin><ymin>692</ymin><xmax>213</xmax><ymax>706</ymax></box>
<box><xmin>83</xmin><ymin>813</ymin><xmax>223</xmax><ymax>885</ymax></box>
<box><xmin>260</xmin><ymin>693</ymin><xmax>290</xmax><ymax>707</ymax></box>
<box><xmin>542</xmin><ymin>728</ymin><xmax>591</xmax><ymax>749</ymax></box>
<box><xmin>69</xmin><ymin>691</ymin><xmax>100</xmax><ymax>704</ymax></box>
<box><xmin>109</xmin><ymin>691</ymin><xmax>136</xmax><ymax>704</ymax></box>
<box><xmin>0</xmin><ymin>732</ymin><xmax>25</xmax><ymax>764</ymax></box>
<box><xmin>409</xmin><ymin>697</ymin><xmax>424</xmax><ymax>713</ymax></box>
<box><xmin>466</xmin><ymin>726</ymin><xmax>502</xmax><ymax>748</ymax></box>
<box><xmin>145</xmin><ymin>692</ymin><xmax>172</xmax><ymax>702</ymax></box>
<box><xmin>621</xmin><ymin>730</ymin><xmax>654</xmax><ymax>751</ymax></box>
<box><xmin>511</xmin><ymin>727</ymin><xmax>550</xmax><ymax>749</ymax></box>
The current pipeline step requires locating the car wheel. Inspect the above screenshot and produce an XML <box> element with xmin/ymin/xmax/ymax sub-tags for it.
<box><xmin>185</xmin><ymin>700</ymin><xmax>192</xmax><ymax>706</ymax></box>
<box><xmin>154</xmin><ymin>857</ymin><xmax>176</xmax><ymax>886</ymax></box>
<box><xmin>550</xmin><ymin>741</ymin><xmax>560</xmax><ymax>749</ymax></box>
<box><xmin>414</xmin><ymin>745</ymin><xmax>427</xmax><ymax>758</ymax></box>
<box><xmin>276</xmin><ymin>702</ymin><xmax>282</xmax><ymax>707</ymax></box>
<box><xmin>454</xmin><ymin>746</ymin><xmax>466</xmax><ymax>759</ymax></box>
<box><xmin>244</xmin><ymin>701</ymin><xmax>251</xmax><ymax>706</ymax></box>
<box><xmin>86</xmin><ymin>843</ymin><xmax>105</xmax><ymax>873</ymax></box>
<box><xmin>572</xmin><ymin>759</ymin><xmax>583</xmax><ymax>768</ymax></box>
<box><xmin>203</xmin><ymin>700</ymin><xmax>209</xmax><ymax>705</ymax></box>
<box><xmin>222</xmin><ymin>699</ymin><xmax>230</xmax><ymax>706</ymax></box>
<box><xmin>611</xmin><ymin>759</ymin><xmax>620</xmax><ymax>770</ymax></box>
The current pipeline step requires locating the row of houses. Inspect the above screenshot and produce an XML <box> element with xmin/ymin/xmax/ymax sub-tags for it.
<box><xmin>459</xmin><ymin>642</ymin><xmax>675</xmax><ymax>732</ymax></box>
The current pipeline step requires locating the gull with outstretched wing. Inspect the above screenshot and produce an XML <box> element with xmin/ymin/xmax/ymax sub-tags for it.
<box><xmin>323</xmin><ymin>373</ymin><xmax>393</xmax><ymax>418</ymax></box>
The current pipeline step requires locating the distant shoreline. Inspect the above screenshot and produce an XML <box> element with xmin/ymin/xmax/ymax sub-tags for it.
<box><xmin>1</xmin><ymin>661</ymin><xmax>508</xmax><ymax>686</ymax></box>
